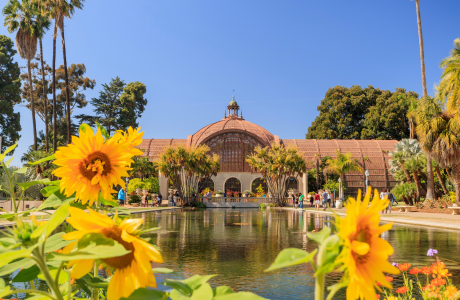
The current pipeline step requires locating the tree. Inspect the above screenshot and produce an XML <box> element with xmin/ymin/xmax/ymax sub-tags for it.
<box><xmin>438</xmin><ymin>39</ymin><xmax>460</xmax><ymax>119</ymax></box>
<box><xmin>323</xmin><ymin>150</ymin><xmax>363</xmax><ymax>199</ymax></box>
<box><xmin>413</xmin><ymin>0</ymin><xmax>435</xmax><ymax>201</ymax></box>
<box><xmin>246</xmin><ymin>143</ymin><xmax>306</xmax><ymax>206</ymax></box>
<box><xmin>76</xmin><ymin>77</ymin><xmax>126</xmax><ymax>135</ymax></box>
<box><xmin>156</xmin><ymin>145</ymin><xmax>220</xmax><ymax>206</ymax></box>
<box><xmin>306</xmin><ymin>85</ymin><xmax>417</xmax><ymax>140</ymax></box>
<box><xmin>118</xmin><ymin>81</ymin><xmax>147</xmax><ymax>130</ymax></box>
<box><xmin>0</xmin><ymin>35</ymin><xmax>21</xmax><ymax>153</ymax></box>
<box><xmin>417</xmin><ymin>112</ymin><xmax>460</xmax><ymax>205</ymax></box>
<box><xmin>129</xmin><ymin>154</ymin><xmax>157</xmax><ymax>180</ymax></box>
<box><xmin>3</xmin><ymin>0</ymin><xmax>39</xmax><ymax>150</ymax></box>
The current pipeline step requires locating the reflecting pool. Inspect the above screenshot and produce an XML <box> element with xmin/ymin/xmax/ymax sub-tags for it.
<box><xmin>139</xmin><ymin>208</ymin><xmax>460</xmax><ymax>300</ymax></box>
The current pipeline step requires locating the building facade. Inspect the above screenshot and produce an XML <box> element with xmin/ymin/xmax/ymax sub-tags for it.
<box><xmin>140</xmin><ymin>96</ymin><xmax>398</xmax><ymax>198</ymax></box>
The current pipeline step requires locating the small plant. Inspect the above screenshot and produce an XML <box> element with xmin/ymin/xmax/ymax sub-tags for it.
<box><xmin>269</xmin><ymin>202</ymin><xmax>275</xmax><ymax>207</ymax></box>
<box><xmin>142</xmin><ymin>177</ymin><xmax>159</xmax><ymax>193</ymax></box>
<box><xmin>259</xmin><ymin>203</ymin><xmax>266</xmax><ymax>209</ymax></box>
<box><xmin>192</xmin><ymin>201</ymin><xmax>207</xmax><ymax>209</ymax></box>
<box><xmin>215</xmin><ymin>190</ymin><xmax>223</xmax><ymax>194</ymax></box>
<box><xmin>424</xmin><ymin>198</ymin><xmax>437</xmax><ymax>209</ymax></box>
<box><xmin>127</xmin><ymin>178</ymin><xmax>143</xmax><ymax>194</ymax></box>
<box><xmin>415</xmin><ymin>202</ymin><xmax>424</xmax><ymax>209</ymax></box>
<box><xmin>255</xmin><ymin>184</ymin><xmax>265</xmax><ymax>197</ymax></box>
<box><xmin>129</xmin><ymin>194</ymin><xmax>142</xmax><ymax>204</ymax></box>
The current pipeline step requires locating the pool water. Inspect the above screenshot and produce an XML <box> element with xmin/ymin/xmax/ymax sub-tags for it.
<box><xmin>139</xmin><ymin>208</ymin><xmax>460</xmax><ymax>299</ymax></box>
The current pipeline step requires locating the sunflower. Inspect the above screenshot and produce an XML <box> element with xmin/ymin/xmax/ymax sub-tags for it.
<box><xmin>337</xmin><ymin>188</ymin><xmax>399</xmax><ymax>300</ymax></box>
<box><xmin>53</xmin><ymin>127</ymin><xmax>137</xmax><ymax>206</ymax></box>
<box><xmin>113</xmin><ymin>126</ymin><xmax>144</xmax><ymax>156</ymax></box>
<box><xmin>62</xmin><ymin>207</ymin><xmax>163</xmax><ymax>300</ymax></box>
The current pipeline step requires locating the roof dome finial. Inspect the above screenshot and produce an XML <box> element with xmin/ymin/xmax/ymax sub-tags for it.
<box><xmin>229</xmin><ymin>90</ymin><xmax>237</xmax><ymax>106</ymax></box>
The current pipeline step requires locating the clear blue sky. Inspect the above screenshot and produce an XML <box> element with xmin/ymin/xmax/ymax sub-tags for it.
<box><xmin>1</xmin><ymin>0</ymin><xmax>460</xmax><ymax>166</ymax></box>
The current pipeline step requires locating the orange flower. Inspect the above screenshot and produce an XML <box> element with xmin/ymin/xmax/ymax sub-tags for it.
<box><xmin>435</xmin><ymin>268</ymin><xmax>452</xmax><ymax>278</ymax></box>
<box><xmin>398</xmin><ymin>263</ymin><xmax>411</xmax><ymax>272</ymax></box>
<box><xmin>410</xmin><ymin>267</ymin><xmax>422</xmax><ymax>275</ymax></box>
<box><xmin>396</xmin><ymin>286</ymin><xmax>409</xmax><ymax>294</ymax></box>
<box><xmin>70</xmin><ymin>278</ymin><xmax>76</xmax><ymax>285</ymax></box>
<box><xmin>421</xmin><ymin>266</ymin><xmax>432</xmax><ymax>275</ymax></box>
<box><xmin>385</xmin><ymin>276</ymin><xmax>393</xmax><ymax>283</ymax></box>
<box><xmin>376</xmin><ymin>295</ymin><xmax>380</xmax><ymax>299</ymax></box>
<box><xmin>426</xmin><ymin>292</ymin><xmax>441</xmax><ymax>300</ymax></box>
<box><xmin>431</xmin><ymin>261</ymin><xmax>445</xmax><ymax>273</ymax></box>
<box><xmin>431</xmin><ymin>278</ymin><xmax>446</xmax><ymax>287</ymax></box>
<box><xmin>423</xmin><ymin>284</ymin><xmax>436</xmax><ymax>291</ymax></box>
<box><xmin>444</xmin><ymin>286</ymin><xmax>458</xmax><ymax>299</ymax></box>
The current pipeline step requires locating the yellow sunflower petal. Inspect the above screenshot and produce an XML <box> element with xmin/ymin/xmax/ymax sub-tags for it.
<box><xmin>70</xmin><ymin>259</ymin><xmax>94</xmax><ymax>279</ymax></box>
<box><xmin>120</xmin><ymin>219</ymin><xmax>143</xmax><ymax>233</ymax></box>
<box><xmin>351</xmin><ymin>240</ymin><xmax>370</xmax><ymax>256</ymax></box>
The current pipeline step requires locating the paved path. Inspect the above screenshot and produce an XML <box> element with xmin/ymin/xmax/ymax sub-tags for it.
<box><xmin>292</xmin><ymin>207</ymin><xmax>460</xmax><ymax>231</ymax></box>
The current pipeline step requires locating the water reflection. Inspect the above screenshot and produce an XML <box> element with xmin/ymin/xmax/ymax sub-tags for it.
<box><xmin>137</xmin><ymin>209</ymin><xmax>460</xmax><ymax>299</ymax></box>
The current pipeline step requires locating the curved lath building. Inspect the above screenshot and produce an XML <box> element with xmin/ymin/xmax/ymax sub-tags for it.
<box><xmin>140</xmin><ymin>96</ymin><xmax>397</xmax><ymax>197</ymax></box>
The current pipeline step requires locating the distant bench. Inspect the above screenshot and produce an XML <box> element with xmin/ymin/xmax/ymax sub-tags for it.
<box><xmin>398</xmin><ymin>206</ymin><xmax>415</xmax><ymax>212</ymax></box>
<box><xmin>448</xmin><ymin>207</ymin><xmax>460</xmax><ymax>215</ymax></box>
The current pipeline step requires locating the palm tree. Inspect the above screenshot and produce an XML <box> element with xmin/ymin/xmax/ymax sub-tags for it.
<box><xmin>438</xmin><ymin>39</ymin><xmax>460</xmax><ymax>119</ymax></box>
<box><xmin>323</xmin><ymin>150</ymin><xmax>363</xmax><ymax>199</ymax></box>
<box><xmin>34</xmin><ymin>4</ymin><xmax>50</xmax><ymax>152</ymax></box>
<box><xmin>417</xmin><ymin>112</ymin><xmax>460</xmax><ymax>205</ymax></box>
<box><xmin>405</xmin><ymin>153</ymin><xmax>426</xmax><ymax>202</ymax></box>
<box><xmin>413</xmin><ymin>0</ymin><xmax>435</xmax><ymax>200</ymax></box>
<box><xmin>3</xmin><ymin>0</ymin><xmax>39</xmax><ymax>150</ymax></box>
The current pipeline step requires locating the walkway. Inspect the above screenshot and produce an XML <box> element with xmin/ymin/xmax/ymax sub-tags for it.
<box><xmin>295</xmin><ymin>207</ymin><xmax>460</xmax><ymax>231</ymax></box>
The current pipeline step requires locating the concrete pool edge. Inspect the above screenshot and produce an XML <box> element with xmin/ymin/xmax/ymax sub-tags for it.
<box><xmin>278</xmin><ymin>207</ymin><xmax>460</xmax><ymax>231</ymax></box>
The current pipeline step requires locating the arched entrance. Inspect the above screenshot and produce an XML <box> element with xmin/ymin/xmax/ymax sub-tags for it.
<box><xmin>198</xmin><ymin>178</ymin><xmax>214</xmax><ymax>192</ymax></box>
<box><xmin>225</xmin><ymin>177</ymin><xmax>241</xmax><ymax>193</ymax></box>
<box><xmin>251</xmin><ymin>178</ymin><xmax>268</xmax><ymax>194</ymax></box>
<box><xmin>285</xmin><ymin>177</ymin><xmax>298</xmax><ymax>195</ymax></box>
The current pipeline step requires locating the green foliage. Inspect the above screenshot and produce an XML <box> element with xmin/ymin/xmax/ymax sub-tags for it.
<box><xmin>391</xmin><ymin>182</ymin><xmax>417</xmax><ymax>202</ymax></box>
<box><xmin>306</xmin><ymin>85</ymin><xmax>417</xmax><ymax>140</ymax></box>
<box><xmin>117</xmin><ymin>81</ymin><xmax>148</xmax><ymax>130</ymax></box>
<box><xmin>438</xmin><ymin>38</ymin><xmax>460</xmax><ymax>117</ymax></box>
<box><xmin>75</xmin><ymin>76</ymin><xmax>126</xmax><ymax>135</ymax></box>
<box><xmin>142</xmin><ymin>177</ymin><xmax>159</xmax><ymax>193</ymax></box>
<box><xmin>255</xmin><ymin>184</ymin><xmax>264</xmax><ymax>196</ymax></box>
<box><xmin>191</xmin><ymin>201</ymin><xmax>206</xmax><ymax>209</ymax></box>
<box><xmin>129</xmin><ymin>194</ymin><xmax>141</xmax><ymax>204</ymax></box>
<box><xmin>322</xmin><ymin>179</ymin><xmax>345</xmax><ymax>194</ymax></box>
<box><xmin>259</xmin><ymin>203</ymin><xmax>266</xmax><ymax>209</ymax></box>
<box><xmin>0</xmin><ymin>35</ymin><xmax>21</xmax><ymax>153</ymax></box>
<box><xmin>129</xmin><ymin>154</ymin><xmax>157</xmax><ymax>179</ymax></box>
<box><xmin>128</xmin><ymin>178</ymin><xmax>143</xmax><ymax>194</ymax></box>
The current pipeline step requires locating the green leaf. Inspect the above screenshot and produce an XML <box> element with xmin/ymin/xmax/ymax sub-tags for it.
<box><xmin>69</xmin><ymin>201</ymin><xmax>91</xmax><ymax>210</ymax></box>
<box><xmin>0</xmin><ymin>258</ymin><xmax>34</xmax><ymax>276</ymax></box>
<box><xmin>0</xmin><ymin>249</ymin><xmax>33</xmax><ymax>268</ymax></box>
<box><xmin>79</xmin><ymin>123</ymin><xmax>92</xmax><ymax>134</ymax></box>
<box><xmin>214</xmin><ymin>292</ymin><xmax>267</xmax><ymax>300</ymax></box>
<box><xmin>191</xmin><ymin>282</ymin><xmax>213</xmax><ymax>300</ymax></box>
<box><xmin>95</xmin><ymin>122</ymin><xmax>110</xmax><ymax>139</ymax></box>
<box><xmin>13</xmin><ymin>167</ymin><xmax>28</xmax><ymax>174</ymax></box>
<box><xmin>38</xmin><ymin>191</ymin><xmax>75</xmax><ymax>210</ymax></box>
<box><xmin>164</xmin><ymin>279</ymin><xmax>193</xmax><ymax>296</ymax></box>
<box><xmin>28</xmin><ymin>154</ymin><xmax>55</xmax><ymax>165</ymax></box>
<box><xmin>264</xmin><ymin>248</ymin><xmax>317</xmax><ymax>272</ymax></box>
<box><xmin>40</xmin><ymin>186</ymin><xmax>61</xmax><ymax>197</ymax></box>
<box><xmin>213</xmin><ymin>286</ymin><xmax>234</xmax><ymax>297</ymax></box>
<box><xmin>38</xmin><ymin>268</ymin><xmax>69</xmax><ymax>284</ymax></box>
<box><xmin>44</xmin><ymin>232</ymin><xmax>73</xmax><ymax>253</ymax></box>
<box><xmin>140</xmin><ymin>227</ymin><xmax>161</xmax><ymax>234</ymax></box>
<box><xmin>17</xmin><ymin>181</ymin><xmax>43</xmax><ymax>191</ymax></box>
<box><xmin>184</xmin><ymin>274</ymin><xmax>216</xmax><ymax>290</ymax></box>
<box><xmin>99</xmin><ymin>193</ymin><xmax>118</xmax><ymax>207</ymax></box>
<box><xmin>4</xmin><ymin>156</ymin><xmax>14</xmax><ymax>167</ymax></box>
<box><xmin>31</xmin><ymin>203</ymin><xmax>70</xmax><ymax>239</ymax></box>
<box><xmin>119</xmin><ymin>288</ymin><xmax>167</xmax><ymax>300</ymax></box>
<box><xmin>0</xmin><ymin>237</ymin><xmax>20</xmax><ymax>249</ymax></box>
<box><xmin>3</xmin><ymin>143</ymin><xmax>17</xmax><ymax>156</ymax></box>
<box><xmin>151</xmin><ymin>267</ymin><xmax>174</xmax><ymax>274</ymax></box>
<box><xmin>307</xmin><ymin>226</ymin><xmax>331</xmax><ymax>245</ymax></box>
<box><xmin>39</xmin><ymin>179</ymin><xmax>60</xmax><ymax>186</ymax></box>
<box><xmin>12</xmin><ymin>265</ymin><xmax>40</xmax><ymax>282</ymax></box>
<box><xmin>75</xmin><ymin>278</ymin><xmax>92</xmax><ymax>296</ymax></box>
<box><xmin>0</xmin><ymin>278</ymin><xmax>11</xmax><ymax>298</ymax></box>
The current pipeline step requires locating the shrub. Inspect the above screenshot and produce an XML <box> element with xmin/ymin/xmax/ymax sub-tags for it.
<box><xmin>128</xmin><ymin>178</ymin><xmax>143</xmax><ymax>194</ymax></box>
<box><xmin>191</xmin><ymin>201</ymin><xmax>206</xmax><ymax>209</ymax></box>
<box><xmin>129</xmin><ymin>194</ymin><xmax>141</xmax><ymax>204</ymax></box>
<box><xmin>322</xmin><ymin>180</ymin><xmax>346</xmax><ymax>194</ymax></box>
<box><xmin>259</xmin><ymin>203</ymin><xmax>266</xmax><ymax>209</ymax></box>
<box><xmin>215</xmin><ymin>190</ymin><xmax>223</xmax><ymax>194</ymax></box>
<box><xmin>142</xmin><ymin>177</ymin><xmax>159</xmax><ymax>193</ymax></box>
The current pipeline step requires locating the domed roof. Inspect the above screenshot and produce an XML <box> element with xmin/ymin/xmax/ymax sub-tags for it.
<box><xmin>229</xmin><ymin>99</ymin><xmax>237</xmax><ymax>105</ymax></box>
<box><xmin>190</xmin><ymin>117</ymin><xmax>275</xmax><ymax>147</ymax></box>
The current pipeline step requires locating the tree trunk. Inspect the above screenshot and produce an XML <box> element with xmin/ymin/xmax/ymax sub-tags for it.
<box><xmin>426</xmin><ymin>156</ymin><xmax>435</xmax><ymax>200</ymax></box>
<box><xmin>52</xmin><ymin>22</ymin><xmax>57</xmax><ymax>152</ymax></box>
<box><xmin>412</xmin><ymin>171</ymin><xmax>422</xmax><ymax>203</ymax></box>
<box><xmin>416</xmin><ymin>0</ymin><xmax>428</xmax><ymax>98</ymax></box>
<box><xmin>316</xmin><ymin>159</ymin><xmax>319</xmax><ymax>191</ymax></box>
<box><xmin>28</xmin><ymin>60</ymin><xmax>37</xmax><ymax>151</ymax></box>
<box><xmin>435</xmin><ymin>166</ymin><xmax>448</xmax><ymax>195</ymax></box>
<box><xmin>401</xmin><ymin>163</ymin><xmax>412</xmax><ymax>182</ymax></box>
<box><xmin>39</xmin><ymin>38</ymin><xmax>49</xmax><ymax>153</ymax></box>
<box><xmin>60</xmin><ymin>21</ymin><xmax>72</xmax><ymax>145</ymax></box>
<box><xmin>446</xmin><ymin>167</ymin><xmax>453</xmax><ymax>182</ymax></box>
<box><xmin>451</xmin><ymin>163</ymin><xmax>460</xmax><ymax>206</ymax></box>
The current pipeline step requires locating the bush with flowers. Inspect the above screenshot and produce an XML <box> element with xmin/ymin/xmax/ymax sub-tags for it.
<box><xmin>0</xmin><ymin>124</ymin><xmax>264</xmax><ymax>300</ymax></box>
<box><xmin>377</xmin><ymin>249</ymin><xmax>460</xmax><ymax>300</ymax></box>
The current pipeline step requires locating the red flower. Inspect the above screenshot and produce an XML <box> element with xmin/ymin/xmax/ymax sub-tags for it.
<box><xmin>421</xmin><ymin>266</ymin><xmax>432</xmax><ymax>275</ymax></box>
<box><xmin>376</xmin><ymin>295</ymin><xmax>380</xmax><ymax>299</ymax></box>
<box><xmin>423</xmin><ymin>284</ymin><xmax>435</xmax><ymax>291</ymax></box>
<box><xmin>410</xmin><ymin>267</ymin><xmax>422</xmax><ymax>275</ymax></box>
<box><xmin>431</xmin><ymin>278</ymin><xmax>446</xmax><ymax>287</ymax></box>
<box><xmin>398</xmin><ymin>263</ymin><xmax>411</xmax><ymax>272</ymax></box>
<box><xmin>385</xmin><ymin>276</ymin><xmax>393</xmax><ymax>283</ymax></box>
<box><xmin>396</xmin><ymin>286</ymin><xmax>409</xmax><ymax>294</ymax></box>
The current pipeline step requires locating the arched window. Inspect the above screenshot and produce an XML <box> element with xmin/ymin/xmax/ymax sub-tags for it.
<box><xmin>205</xmin><ymin>132</ymin><xmax>263</xmax><ymax>172</ymax></box>
<box><xmin>286</xmin><ymin>177</ymin><xmax>298</xmax><ymax>190</ymax></box>
<box><xmin>198</xmin><ymin>178</ymin><xmax>214</xmax><ymax>192</ymax></box>
<box><xmin>225</xmin><ymin>177</ymin><xmax>241</xmax><ymax>193</ymax></box>
<box><xmin>251</xmin><ymin>178</ymin><xmax>268</xmax><ymax>193</ymax></box>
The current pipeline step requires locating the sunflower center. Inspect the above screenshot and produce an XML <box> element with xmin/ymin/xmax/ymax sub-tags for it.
<box><xmin>101</xmin><ymin>226</ymin><xmax>135</xmax><ymax>270</ymax></box>
<box><xmin>350</xmin><ymin>225</ymin><xmax>371</xmax><ymax>264</ymax></box>
<box><xmin>78</xmin><ymin>151</ymin><xmax>112</xmax><ymax>184</ymax></box>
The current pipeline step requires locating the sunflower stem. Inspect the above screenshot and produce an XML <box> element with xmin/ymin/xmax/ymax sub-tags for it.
<box><xmin>315</xmin><ymin>235</ymin><xmax>339</xmax><ymax>300</ymax></box>
<box><xmin>94</xmin><ymin>263</ymin><xmax>99</xmax><ymax>300</ymax></box>
<box><xmin>31</xmin><ymin>248</ymin><xmax>65</xmax><ymax>300</ymax></box>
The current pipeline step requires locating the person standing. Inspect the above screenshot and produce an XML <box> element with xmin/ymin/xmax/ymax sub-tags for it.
<box><xmin>299</xmin><ymin>193</ymin><xmax>304</xmax><ymax>209</ymax></box>
<box><xmin>327</xmin><ymin>191</ymin><xmax>332</xmax><ymax>209</ymax></box>
<box><xmin>322</xmin><ymin>190</ymin><xmax>328</xmax><ymax>211</ymax></box>
<box><xmin>314</xmin><ymin>192</ymin><xmax>320</xmax><ymax>211</ymax></box>
<box><xmin>292</xmin><ymin>193</ymin><xmax>296</xmax><ymax>208</ymax></box>
<box><xmin>118</xmin><ymin>188</ymin><xmax>125</xmax><ymax>207</ymax></box>
<box><xmin>310</xmin><ymin>194</ymin><xmax>314</xmax><ymax>207</ymax></box>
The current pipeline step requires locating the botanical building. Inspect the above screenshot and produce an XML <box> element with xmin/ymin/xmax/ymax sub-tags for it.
<box><xmin>140</xmin><ymin>96</ymin><xmax>398</xmax><ymax>197</ymax></box>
